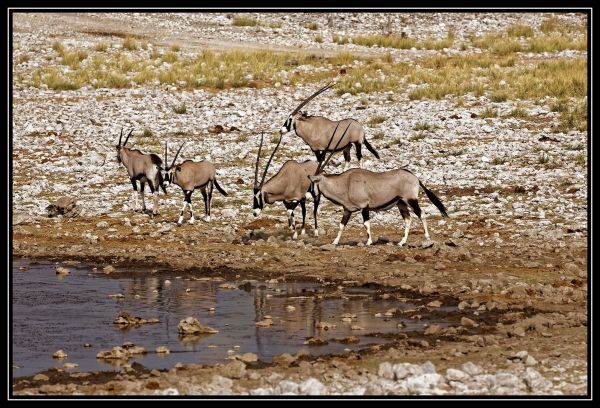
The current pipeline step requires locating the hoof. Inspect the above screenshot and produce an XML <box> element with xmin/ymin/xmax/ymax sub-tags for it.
<box><xmin>203</xmin><ymin>216</ymin><xmax>211</xmax><ymax>223</ymax></box>
<box><xmin>189</xmin><ymin>219</ymin><xmax>195</xmax><ymax>225</ymax></box>
<box><xmin>366</xmin><ymin>240</ymin><xmax>373</xmax><ymax>246</ymax></box>
<box><xmin>292</xmin><ymin>232</ymin><xmax>298</xmax><ymax>240</ymax></box>
<box><xmin>398</xmin><ymin>241</ymin><xmax>406</xmax><ymax>247</ymax></box>
<box><xmin>314</xmin><ymin>230</ymin><xmax>319</xmax><ymax>237</ymax></box>
<box><xmin>177</xmin><ymin>223</ymin><xmax>182</xmax><ymax>227</ymax></box>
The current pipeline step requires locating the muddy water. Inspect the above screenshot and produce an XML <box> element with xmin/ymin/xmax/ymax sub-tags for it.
<box><xmin>12</xmin><ymin>259</ymin><xmax>450</xmax><ymax>377</ymax></box>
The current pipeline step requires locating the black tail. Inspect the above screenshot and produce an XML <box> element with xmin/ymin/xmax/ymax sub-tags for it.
<box><xmin>214</xmin><ymin>179</ymin><xmax>228</xmax><ymax>196</ymax></box>
<box><xmin>364</xmin><ymin>138</ymin><xmax>380</xmax><ymax>159</ymax></box>
<box><xmin>158</xmin><ymin>171</ymin><xmax>167</xmax><ymax>195</ymax></box>
<box><xmin>419</xmin><ymin>180</ymin><xmax>448</xmax><ymax>217</ymax></box>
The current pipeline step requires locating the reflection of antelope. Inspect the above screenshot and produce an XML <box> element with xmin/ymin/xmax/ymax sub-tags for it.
<box><xmin>162</xmin><ymin>142</ymin><xmax>228</xmax><ymax>225</ymax></box>
<box><xmin>252</xmin><ymin>133</ymin><xmax>321</xmax><ymax>238</ymax></box>
<box><xmin>280</xmin><ymin>83</ymin><xmax>380</xmax><ymax>171</ymax></box>
<box><xmin>115</xmin><ymin>128</ymin><xmax>166</xmax><ymax>215</ymax></box>
<box><xmin>308</xmin><ymin>131</ymin><xmax>448</xmax><ymax>247</ymax></box>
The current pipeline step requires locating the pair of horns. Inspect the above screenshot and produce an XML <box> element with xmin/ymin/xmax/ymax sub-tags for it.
<box><xmin>164</xmin><ymin>141</ymin><xmax>185</xmax><ymax>170</ymax></box>
<box><xmin>290</xmin><ymin>82</ymin><xmax>335</xmax><ymax>116</ymax></box>
<box><xmin>315</xmin><ymin>122</ymin><xmax>352</xmax><ymax>175</ymax></box>
<box><xmin>118</xmin><ymin>127</ymin><xmax>134</xmax><ymax>146</ymax></box>
<box><xmin>254</xmin><ymin>132</ymin><xmax>284</xmax><ymax>189</ymax></box>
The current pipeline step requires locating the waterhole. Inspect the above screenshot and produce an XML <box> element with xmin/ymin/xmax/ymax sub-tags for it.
<box><xmin>12</xmin><ymin>258</ymin><xmax>457</xmax><ymax>377</ymax></box>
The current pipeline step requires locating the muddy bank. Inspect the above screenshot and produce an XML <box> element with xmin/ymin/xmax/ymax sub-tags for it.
<box><xmin>12</xmin><ymin>217</ymin><xmax>588</xmax><ymax>395</ymax></box>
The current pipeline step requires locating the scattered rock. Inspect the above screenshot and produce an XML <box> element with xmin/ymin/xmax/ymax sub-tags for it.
<box><xmin>52</xmin><ymin>349</ymin><xmax>68</xmax><ymax>359</ymax></box>
<box><xmin>427</xmin><ymin>300</ymin><xmax>442</xmax><ymax>308</ymax></box>
<box><xmin>46</xmin><ymin>197</ymin><xmax>80</xmax><ymax>218</ymax></box>
<box><xmin>221</xmin><ymin>360</ymin><xmax>246</xmax><ymax>379</ymax></box>
<box><xmin>55</xmin><ymin>266</ymin><xmax>70</xmax><ymax>275</ymax></box>
<box><xmin>461</xmin><ymin>317</ymin><xmax>479</xmax><ymax>328</ymax></box>
<box><xmin>178</xmin><ymin>317</ymin><xmax>218</xmax><ymax>334</ymax></box>
<box><xmin>33</xmin><ymin>374</ymin><xmax>49</xmax><ymax>382</ymax></box>
<box><xmin>424</xmin><ymin>324</ymin><xmax>441</xmax><ymax>335</ymax></box>
<box><xmin>304</xmin><ymin>336</ymin><xmax>328</xmax><ymax>346</ymax></box>
<box><xmin>155</xmin><ymin>346</ymin><xmax>170</xmax><ymax>354</ymax></box>
<box><xmin>240</xmin><ymin>352</ymin><xmax>258</xmax><ymax>363</ymax></box>
<box><xmin>113</xmin><ymin>311</ymin><xmax>159</xmax><ymax>326</ymax></box>
<box><xmin>103</xmin><ymin>265</ymin><xmax>115</xmax><ymax>274</ymax></box>
<box><xmin>256</xmin><ymin>318</ymin><xmax>273</xmax><ymax>327</ymax></box>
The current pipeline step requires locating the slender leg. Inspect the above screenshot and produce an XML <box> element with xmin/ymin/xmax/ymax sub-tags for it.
<box><xmin>355</xmin><ymin>142</ymin><xmax>363</xmax><ymax>169</ymax></box>
<box><xmin>407</xmin><ymin>198</ymin><xmax>429</xmax><ymax>243</ymax></box>
<box><xmin>185</xmin><ymin>190</ymin><xmax>194</xmax><ymax>224</ymax></box>
<box><xmin>289</xmin><ymin>201</ymin><xmax>299</xmax><ymax>239</ymax></box>
<box><xmin>200</xmin><ymin>187</ymin><xmax>208</xmax><ymax>222</ymax></box>
<box><xmin>332</xmin><ymin>210</ymin><xmax>352</xmax><ymax>245</ymax></box>
<box><xmin>421</xmin><ymin>212</ymin><xmax>430</xmax><ymax>240</ymax></box>
<box><xmin>284</xmin><ymin>202</ymin><xmax>293</xmax><ymax>230</ymax></box>
<box><xmin>361</xmin><ymin>208</ymin><xmax>372</xmax><ymax>245</ymax></box>
<box><xmin>130</xmin><ymin>178</ymin><xmax>138</xmax><ymax>211</ymax></box>
<box><xmin>140</xmin><ymin>182</ymin><xmax>147</xmax><ymax>213</ymax></box>
<box><xmin>148</xmin><ymin>182</ymin><xmax>159</xmax><ymax>216</ymax></box>
<box><xmin>343</xmin><ymin>146</ymin><xmax>351</xmax><ymax>172</ymax></box>
<box><xmin>300</xmin><ymin>200</ymin><xmax>307</xmax><ymax>236</ymax></box>
<box><xmin>204</xmin><ymin>182</ymin><xmax>213</xmax><ymax>222</ymax></box>
<box><xmin>177</xmin><ymin>193</ymin><xmax>189</xmax><ymax>225</ymax></box>
<box><xmin>313</xmin><ymin>193</ymin><xmax>321</xmax><ymax>236</ymax></box>
<box><xmin>398</xmin><ymin>202</ymin><xmax>411</xmax><ymax>246</ymax></box>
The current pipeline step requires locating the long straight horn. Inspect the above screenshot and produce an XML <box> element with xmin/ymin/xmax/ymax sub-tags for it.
<box><xmin>316</xmin><ymin>122</ymin><xmax>341</xmax><ymax>171</ymax></box>
<box><xmin>259</xmin><ymin>133</ymin><xmax>284</xmax><ymax>188</ymax></box>
<box><xmin>317</xmin><ymin>122</ymin><xmax>352</xmax><ymax>174</ymax></box>
<box><xmin>290</xmin><ymin>82</ymin><xmax>335</xmax><ymax>116</ymax></box>
<box><xmin>171</xmin><ymin>142</ymin><xmax>185</xmax><ymax>168</ymax></box>
<box><xmin>118</xmin><ymin>127</ymin><xmax>123</xmax><ymax>146</ymax></box>
<box><xmin>123</xmin><ymin>129</ymin><xmax>134</xmax><ymax>146</ymax></box>
<box><xmin>164</xmin><ymin>141</ymin><xmax>168</xmax><ymax>168</ymax></box>
<box><xmin>254</xmin><ymin>133</ymin><xmax>264</xmax><ymax>188</ymax></box>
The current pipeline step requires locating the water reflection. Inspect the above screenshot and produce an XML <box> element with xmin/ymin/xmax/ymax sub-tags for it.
<box><xmin>12</xmin><ymin>258</ymin><xmax>446</xmax><ymax>377</ymax></box>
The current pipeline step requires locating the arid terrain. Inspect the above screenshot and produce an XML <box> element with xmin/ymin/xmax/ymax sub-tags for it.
<box><xmin>11</xmin><ymin>12</ymin><xmax>588</xmax><ymax>396</ymax></box>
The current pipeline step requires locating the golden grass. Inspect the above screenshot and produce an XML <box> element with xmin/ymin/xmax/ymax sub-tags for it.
<box><xmin>305</xmin><ymin>22</ymin><xmax>319</xmax><ymax>30</ymax></box>
<box><xmin>367</xmin><ymin>115</ymin><xmax>386</xmax><ymax>126</ymax></box>
<box><xmin>173</xmin><ymin>103</ymin><xmax>187</xmax><ymax>114</ymax></box>
<box><xmin>507</xmin><ymin>24</ymin><xmax>534</xmax><ymax>38</ymax></box>
<box><xmin>353</xmin><ymin>34</ymin><xmax>416</xmax><ymax>49</ymax></box>
<box><xmin>94</xmin><ymin>42</ymin><xmax>108</xmax><ymax>52</ymax></box>
<box><xmin>122</xmin><ymin>36</ymin><xmax>137</xmax><ymax>51</ymax></box>
<box><xmin>332</xmin><ymin>34</ymin><xmax>349</xmax><ymax>45</ymax></box>
<box><xmin>232</xmin><ymin>16</ymin><xmax>258</xmax><ymax>27</ymax></box>
<box><xmin>353</xmin><ymin>30</ymin><xmax>454</xmax><ymax>50</ymax></box>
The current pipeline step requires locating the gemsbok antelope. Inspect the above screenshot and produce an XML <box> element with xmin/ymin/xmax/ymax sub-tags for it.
<box><xmin>308</xmin><ymin>136</ymin><xmax>448</xmax><ymax>247</ymax></box>
<box><xmin>252</xmin><ymin>133</ymin><xmax>321</xmax><ymax>238</ymax></box>
<box><xmin>162</xmin><ymin>142</ymin><xmax>228</xmax><ymax>225</ymax></box>
<box><xmin>115</xmin><ymin>128</ymin><xmax>166</xmax><ymax>215</ymax></box>
<box><xmin>280</xmin><ymin>83</ymin><xmax>381</xmax><ymax>171</ymax></box>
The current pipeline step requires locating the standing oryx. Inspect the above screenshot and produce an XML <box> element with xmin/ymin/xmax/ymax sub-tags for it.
<box><xmin>252</xmin><ymin>133</ymin><xmax>321</xmax><ymax>238</ymax></box>
<box><xmin>162</xmin><ymin>142</ymin><xmax>228</xmax><ymax>226</ymax></box>
<box><xmin>308</xmin><ymin>136</ymin><xmax>448</xmax><ymax>246</ymax></box>
<box><xmin>280</xmin><ymin>83</ymin><xmax>380</xmax><ymax>171</ymax></box>
<box><xmin>115</xmin><ymin>128</ymin><xmax>166</xmax><ymax>215</ymax></box>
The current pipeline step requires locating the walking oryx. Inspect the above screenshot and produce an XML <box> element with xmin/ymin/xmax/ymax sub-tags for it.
<box><xmin>162</xmin><ymin>142</ymin><xmax>228</xmax><ymax>225</ymax></box>
<box><xmin>280</xmin><ymin>83</ymin><xmax>381</xmax><ymax>171</ymax></box>
<box><xmin>308</xmin><ymin>135</ymin><xmax>448</xmax><ymax>246</ymax></box>
<box><xmin>252</xmin><ymin>133</ymin><xmax>321</xmax><ymax>238</ymax></box>
<box><xmin>115</xmin><ymin>128</ymin><xmax>166</xmax><ymax>215</ymax></box>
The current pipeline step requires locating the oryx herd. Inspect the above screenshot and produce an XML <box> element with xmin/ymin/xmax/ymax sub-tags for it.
<box><xmin>115</xmin><ymin>83</ymin><xmax>448</xmax><ymax>247</ymax></box>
